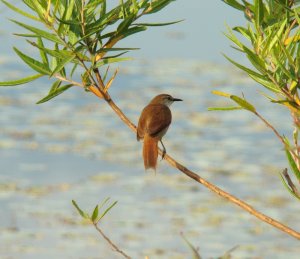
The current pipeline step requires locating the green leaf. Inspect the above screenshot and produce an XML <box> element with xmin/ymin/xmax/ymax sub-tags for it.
<box><xmin>133</xmin><ymin>19</ymin><xmax>184</xmax><ymax>27</ymax></box>
<box><xmin>37</xmin><ymin>37</ymin><xmax>49</xmax><ymax>66</ymax></box>
<box><xmin>27</xmin><ymin>40</ymin><xmax>83</xmax><ymax>61</ymax></box>
<box><xmin>49</xmin><ymin>80</ymin><xmax>62</xmax><ymax>93</ymax></box>
<box><xmin>285</xmin><ymin>146</ymin><xmax>300</xmax><ymax>182</ymax></box>
<box><xmin>50</xmin><ymin>54</ymin><xmax>76</xmax><ymax>77</ymax></box>
<box><xmin>23</xmin><ymin>0</ymin><xmax>46</xmax><ymax>21</ymax></box>
<box><xmin>242</xmin><ymin>46</ymin><xmax>266</xmax><ymax>72</ymax></box>
<box><xmin>91</xmin><ymin>205</ymin><xmax>99</xmax><ymax>222</ymax></box>
<box><xmin>233</xmin><ymin>26</ymin><xmax>252</xmax><ymax>41</ymax></box>
<box><xmin>94</xmin><ymin>57</ymin><xmax>132</xmax><ymax>68</ymax></box>
<box><xmin>119</xmin><ymin>25</ymin><xmax>147</xmax><ymax>39</ymax></box>
<box><xmin>13</xmin><ymin>47</ymin><xmax>51</xmax><ymax>75</ymax></box>
<box><xmin>117</xmin><ymin>14</ymin><xmax>136</xmax><ymax>33</ymax></box>
<box><xmin>96</xmin><ymin>47</ymin><xmax>140</xmax><ymax>54</ymax></box>
<box><xmin>266</xmin><ymin>19</ymin><xmax>287</xmax><ymax>53</ymax></box>
<box><xmin>71</xmin><ymin>200</ymin><xmax>90</xmax><ymax>219</ymax></box>
<box><xmin>254</xmin><ymin>0</ymin><xmax>264</xmax><ymax>29</ymax></box>
<box><xmin>1</xmin><ymin>0</ymin><xmax>40</xmax><ymax>21</ymax></box>
<box><xmin>11</xmin><ymin>19</ymin><xmax>64</xmax><ymax>44</ymax></box>
<box><xmin>0</xmin><ymin>74</ymin><xmax>43</xmax><ymax>86</ymax></box>
<box><xmin>98</xmin><ymin>201</ymin><xmax>118</xmax><ymax>221</ymax></box>
<box><xmin>36</xmin><ymin>84</ymin><xmax>73</xmax><ymax>104</ymax></box>
<box><xmin>222</xmin><ymin>0</ymin><xmax>245</xmax><ymax>11</ymax></box>
<box><xmin>144</xmin><ymin>0</ymin><xmax>175</xmax><ymax>14</ymax></box>
<box><xmin>98</xmin><ymin>197</ymin><xmax>111</xmax><ymax>210</ymax></box>
<box><xmin>208</xmin><ymin>106</ymin><xmax>243</xmax><ymax>111</ymax></box>
<box><xmin>248</xmin><ymin>73</ymin><xmax>281</xmax><ymax>93</ymax></box>
<box><xmin>211</xmin><ymin>90</ymin><xmax>231</xmax><ymax>97</ymax></box>
<box><xmin>230</xmin><ymin>95</ymin><xmax>256</xmax><ymax>113</ymax></box>
<box><xmin>223</xmin><ymin>54</ymin><xmax>265</xmax><ymax>79</ymax></box>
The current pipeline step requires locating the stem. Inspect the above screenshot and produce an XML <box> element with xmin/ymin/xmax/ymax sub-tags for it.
<box><xmin>54</xmin><ymin>75</ymin><xmax>84</xmax><ymax>87</ymax></box>
<box><xmin>93</xmin><ymin>223</ymin><xmax>131</xmax><ymax>259</ymax></box>
<box><xmin>254</xmin><ymin>110</ymin><xmax>299</xmax><ymax>161</ymax></box>
<box><xmin>100</xmin><ymin>94</ymin><xmax>300</xmax><ymax>240</ymax></box>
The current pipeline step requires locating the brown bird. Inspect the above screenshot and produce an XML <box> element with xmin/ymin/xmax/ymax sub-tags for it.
<box><xmin>137</xmin><ymin>94</ymin><xmax>182</xmax><ymax>171</ymax></box>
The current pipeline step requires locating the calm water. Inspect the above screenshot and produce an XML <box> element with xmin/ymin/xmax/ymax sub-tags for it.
<box><xmin>0</xmin><ymin>1</ymin><xmax>299</xmax><ymax>259</ymax></box>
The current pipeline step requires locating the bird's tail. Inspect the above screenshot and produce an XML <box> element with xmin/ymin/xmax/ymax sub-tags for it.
<box><xmin>143</xmin><ymin>134</ymin><xmax>158</xmax><ymax>171</ymax></box>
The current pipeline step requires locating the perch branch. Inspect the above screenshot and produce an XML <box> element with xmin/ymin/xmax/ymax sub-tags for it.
<box><xmin>98</xmin><ymin>92</ymin><xmax>300</xmax><ymax>240</ymax></box>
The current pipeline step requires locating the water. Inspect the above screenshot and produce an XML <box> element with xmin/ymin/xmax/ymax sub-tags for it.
<box><xmin>0</xmin><ymin>1</ymin><xmax>300</xmax><ymax>259</ymax></box>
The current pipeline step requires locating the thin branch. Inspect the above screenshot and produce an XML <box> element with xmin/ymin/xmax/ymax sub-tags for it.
<box><xmin>254</xmin><ymin>110</ymin><xmax>300</xmax><ymax>161</ymax></box>
<box><xmin>54</xmin><ymin>75</ymin><xmax>85</xmax><ymax>87</ymax></box>
<box><xmin>93</xmin><ymin>223</ymin><xmax>131</xmax><ymax>259</ymax></box>
<box><xmin>97</xmin><ymin>91</ymin><xmax>300</xmax><ymax>240</ymax></box>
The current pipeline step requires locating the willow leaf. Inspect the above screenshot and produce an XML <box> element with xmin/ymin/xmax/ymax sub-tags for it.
<box><xmin>94</xmin><ymin>57</ymin><xmax>132</xmax><ymax>67</ymax></box>
<box><xmin>11</xmin><ymin>19</ymin><xmax>63</xmax><ymax>44</ymax></box>
<box><xmin>1</xmin><ymin>0</ymin><xmax>40</xmax><ymax>21</ymax></box>
<box><xmin>208</xmin><ymin>106</ymin><xmax>243</xmax><ymax>111</ymax></box>
<box><xmin>133</xmin><ymin>19</ymin><xmax>184</xmax><ymax>27</ymax></box>
<box><xmin>14</xmin><ymin>47</ymin><xmax>51</xmax><ymax>75</ymax></box>
<box><xmin>230</xmin><ymin>95</ymin><xmax>256</xmax><ymax>113</ymax></box>
<box><xmin>37</xmin><ymin>84</ymin><xmax>73</xmax><ymax>104</ymax></box>
<box><xmin>0</xmin><ymin>74</ymin><xmax>43</xmax><ymax>86</ymax></box>
<box><xmin>50</xmin><ymin>54</ymin><xmax>76</xmax><ymax>77</ymax></box>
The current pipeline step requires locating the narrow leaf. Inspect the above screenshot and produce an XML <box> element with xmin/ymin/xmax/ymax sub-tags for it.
<box><xmin>133</xmin><ymin>19</ymin><xmax>184</xmax><ymax>27</ymax></box>
<box><xmin>0</xmin><ymin>74</ymin><xmax>43</xmax><ymax>86</ymax></box>
<box><xmin>36</xmin><ymin>84</ymin><xmax>73</xmax><ymax>104</ymax></box>
<box><xmin>14</xmin><ymin>47</ymin><xmax>51</xmax><ymax>75</ymax></box>
<box><xmin>230</xmin><ymin>95</ymin><xmax>256</xmax><ymax>113</ymax></box>
<box><xmin>91</xmin><ymin>205</ymin><xmax>99</xmax><ymax>222</ymax></box>
<box><xmin>285</xmin><ymin>147</ymin><xmax>300</xmax><ymax>181</ymax></box>
<box><xmin>248</xmin><ymin>74</ymin><xmax>281</xmax><ymax>93</ymax></box>
<box><xmin>49</xmin><ymin>80</ymin><xmax>62</xmax><ymax>93</ymax></box>
<box><xmin>37</xmin><ymin>37</ymin><xmax>49</xmax><ymax>66</ymax></box>
<box><xmin>208</xmin><ymin>106</ymin><xmax>243</xmax><ymax>111</ymax></box>
<box><xmin>222</xmin><ymin>0</ymin><xmax>245</xmax><ymax>11</ymax></box>
<box><xmin>144</xmin><ymin>0</ymin><xmax>175</xmax><ymax>14</ymax></box>
<box><xmin>1</xmin><ymin>0</ymin><xmax>40</xmax><ymax>21</ymax></box>
<box><xmin>223</xmin><ymin>54</ymin><xmax>265</xmax><ymax>79</ymax></box>
<box><xmin>94</xmin><ymin>57</ymin><xmax>132</xmax><ymax>68</ymax></box>
<box><xmin>98</xmin><ymin>201</ymin><xmax>118</xmax><ymax>222</ymax></box>
<box><xmin>211</xmin><ymin>90</ymin><xmax>231</xmax><ymax>97</ymax></box>
<box><xmin>71</xmin><ymin>200</ymin><xmax>90</xmax><ymax>219</ymax></box>
<box><xmin>254</xmin><ymin>0</ymin><xmax>264</xmax><ymax>28</ymax></box>
<box><xmin>11</xmin><ymin>19</ymin><xmax>64</xmax><ymax>44</ymax></box>
<box><xmin>50</xmin><ymin>54</ymin><xmax>76</xmax><ymax>77</ymax></box>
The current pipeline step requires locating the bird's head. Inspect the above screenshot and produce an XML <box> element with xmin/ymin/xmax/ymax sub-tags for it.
<box><xmin>150</xmin><ymin>94</ymin><xmax>182</xmax><ymax>106</ymax></box>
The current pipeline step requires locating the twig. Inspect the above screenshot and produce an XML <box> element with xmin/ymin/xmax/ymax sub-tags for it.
<box><xmin>254</xmin><ymin>110</ymin><xmax>300</xmax><ymax>161</ymax></box>
<box><xmin>93</xmin><ymin>223</ymin><xmax>131</xmax><ymax>259</ymax></box>
<box><xmin>54</xmin><ymin>75</ymin><xmax>85</xmax><ymax>87</ymax></box>
<box><xmin>98</xmin><ymin>92</ymin><xmax>300</xmax><ymax>240</ymax></box>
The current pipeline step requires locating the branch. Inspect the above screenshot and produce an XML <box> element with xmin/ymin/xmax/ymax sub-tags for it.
<box><xmin>254</xmin><ymin>110</ymin><xmax>300</xmax><ymax>166</ymax></box>
<box><xmin>99</xmin><ymin>92</ymin><xmax>300</xmax><ymax>240</ymax></box>
<box><xmin>93</xmin><ymin>223</ymin><xmax>131</xmax><ymax>259</ymax></box>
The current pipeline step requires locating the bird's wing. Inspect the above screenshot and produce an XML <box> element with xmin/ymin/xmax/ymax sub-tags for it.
<box><xmin>144</xmin><ymin>104</ymin><xmax>172</xmax><ymax>138</ymax></box>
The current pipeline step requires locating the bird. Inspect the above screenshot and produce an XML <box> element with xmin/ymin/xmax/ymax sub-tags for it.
<box><xmin>137</xmin><ymin>94</ymin><xmax>182</xmax><ymax>171</ymax></box>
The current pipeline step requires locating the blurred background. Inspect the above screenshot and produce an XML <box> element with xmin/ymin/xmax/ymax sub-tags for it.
<box><xmin>0</xmin><ymin>1</ymin><xmax>300</xmax><ymax>258</ymax></box>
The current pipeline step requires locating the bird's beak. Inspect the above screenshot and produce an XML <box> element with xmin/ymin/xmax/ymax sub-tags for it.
<box><xmin>172</xmin><ymin>97</ymin><xmax>183</xmax><ymax>102</ymax></box>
